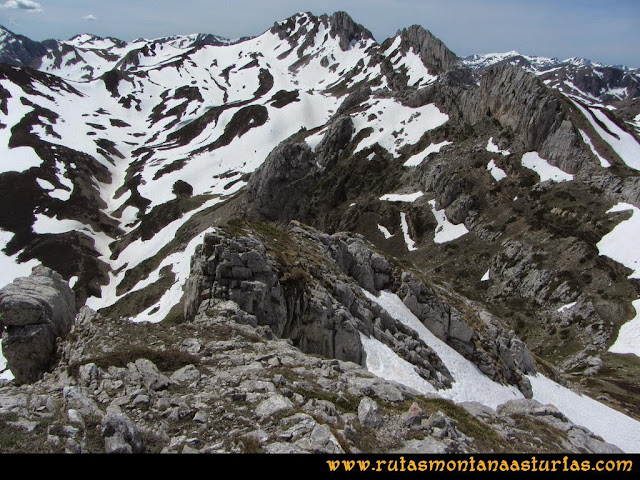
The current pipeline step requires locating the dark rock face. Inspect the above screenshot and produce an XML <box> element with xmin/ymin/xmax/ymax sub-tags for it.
<box><xmin>243</xmin><ymin>116</ymin><xmax>356</xmax><ymax>223</ymax></box>
<box><xmin>0</xmin><ymin>266</ymin><xmax>75</xmax><ymax>383</ymax></box>
<box><xmin>328</xmin><ymin>12</ymin><xmax>375</xmax><ymax>51</ymax></box>
<box><xmin>243</xmin><ymin>142</ymin><xmax>316</xmax><ymax>222</ymax></box>
<box><xmin>184</xmin><ymin>232</ymin><xmax>363</xmax><ymax>365</ymax></box>
<box><xmin>398</xmin><ymin>25</ymin><xmax>462</xmax><ymax>76</ymax></box>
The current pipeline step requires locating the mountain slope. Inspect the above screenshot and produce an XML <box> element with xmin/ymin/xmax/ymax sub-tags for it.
<box><xmin>1</xmin><ymin>11</ymin><xmax>640</xmax><ymax>453</ymax></box>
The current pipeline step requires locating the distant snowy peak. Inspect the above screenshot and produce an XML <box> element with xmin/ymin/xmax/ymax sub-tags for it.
<box><xmin>463</xmin><ymin>51</ymin><xmax>640</xmax><ymax>103</ymax></box>
<box><xmin>463</xmin><ymin>51</ymin><xmax>560</xmax><ymax>72</ymax></box>
<box><xmin>67</xmin><ymin>33</ymin><xmax>127</xmax><ymax>50</ymax></box>
<box><xmin>0</xmin><ymin>25</ymin><xmax>50</xmax><ymax>67</ymax></box>
<box><xmin>140</xmin><ymin>33</ymin><xmax>240</xmax><ymax>49</ymax></box>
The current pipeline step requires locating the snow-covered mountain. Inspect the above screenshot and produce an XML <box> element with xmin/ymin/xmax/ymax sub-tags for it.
<box><xmin>463</xmin><ymin>50</ymin><xmax>640</xmax><ymax>104</ymax></box>
<box><xmin>1</xmin><ymin>11</ymin><xmax>640</xmax><ymax>454</ymax></box>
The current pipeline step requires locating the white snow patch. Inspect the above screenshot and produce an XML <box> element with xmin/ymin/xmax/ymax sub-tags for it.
<box><xmin>68</xmin><ymin>276</ymin><xmax>78</xmax><ymax>288</ymax></box>
<box><xmin>304</xmin><ymin>129</ymin><xmax>326</xmax><ymax>151</ymax></box>
<box><xmin>364</xmin><ymin>291</ymin><xmax>523</xmax><ymax>409</ymax></box>
<box><xmin>36</xmin><ymin>178</ymin><xmax>55</xmax><ymax>190</ymax></box>
<box><xmin>377</xmin><ymin>224</ymin><xmax>393</xmax><ymax>239</ymax></box>
<box><xmin>487</xmin><ymin>159</ymin><xmax>507</xmax><ymax>181</ymax></box>
<box><xmin>481</xmin><ymin>269</ymin><xmax>490</xmax><ymax>282</ymax></box>
<box><xmin>403</xmin><ymin>141</ymin><xmax>452</xmax><ymax>167</ymax></box>
<box><xmin>486</xmin><ymin>137</ymin><xmax>510</xmax><ymax>156</ymax></box>
<box><xmin>0</xmin><ymin>146</ymin><xmax>42</xmax><ymax>174</ymax></box>
<box><xmin>578</xmin><ymin>129</ymin><xmax>611</xmax><ymax>167</ymax></box>
<box><xmin>528</xmin><ymin>374</ymin><xmax>640</xmax><ymax>453</ymax></box>
<box><xmin>400</xmin><ymin>213</ymin><xmax>417</xmax><ymax>251</ymax></box>
<box><xmin>521</xmin><ymin>152</ymin><xmax>573</xmax><ymax>182</ymax></box>
<box><xmin>428</xmin><ymin>200</ymin><xmax>469</xmax><ymax>244</ymax></box>
<box><xmin>380</xmin><ymin>191</ymin><xmax>424</xmax><ymax>203</ymax></box>
<box><xmin>597</xmin><ymin>203</ymin><xmax>640</xmax><ymax>279</ymax></box>
<box><xmin>609</xmin><ymin>299</ymin><xmax>640</xmax><ymax>358</ymax></box>
<box><xmin>360</xmin><ymin>334</ymin><xmax>437</xmax><ymax>395</ymax></box>
<box><xmin>557</xmin><ymin>302</ymin><xmax>577</xmax><ymax>312</ymax></box>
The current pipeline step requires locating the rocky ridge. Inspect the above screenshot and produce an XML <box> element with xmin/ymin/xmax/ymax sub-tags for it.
<box><xmin>0</xmin><ymin>260</ymin><xmax>620</xmax><ymax>454</ymax></box>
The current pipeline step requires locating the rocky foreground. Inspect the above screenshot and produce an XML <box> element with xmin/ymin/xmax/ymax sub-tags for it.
<box><xmin>0</xmin><ymin>223</ymin><xmax>621</xmax><ymax>454</ymax></box>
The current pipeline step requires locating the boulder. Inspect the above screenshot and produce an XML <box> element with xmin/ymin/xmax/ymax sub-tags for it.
<box><xmin>0</xmin><ymin>266</ymin><xmax>75</xmax><ymax>383</ymax></box>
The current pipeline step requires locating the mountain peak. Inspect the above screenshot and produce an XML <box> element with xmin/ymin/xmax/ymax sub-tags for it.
<box><xmin>395</xmin><ymin>24</ymin><xmax>462</xmax><ymax>75</ymax></box>
<box><xmin>270</xmin><ymin>11</ymin><xmax>374</xmax><ymax>52</ymax></box>
<box><xmin>0</xmin><ymin>24</ymin><xmax>48</xmax><ymax>66</ymax></box>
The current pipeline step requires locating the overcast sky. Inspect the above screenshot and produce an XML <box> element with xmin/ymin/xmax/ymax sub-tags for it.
<box><xmin>1</xmin><ymin>0</ymin><xmax>638</xmax><ymax>67</ymax></box>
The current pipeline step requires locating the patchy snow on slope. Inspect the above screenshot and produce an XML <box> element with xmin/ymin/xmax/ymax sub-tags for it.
<box><xmin>597</xmin><ymin>203</ymin><xmax>640</xmax><ymax>279</ymax></box>
<box><xmin>486</xmin><ymin>137</ymin><xmax>510</xmax><ymax>156</ymax></box>
<box><xmin>86</xmin><ymin>197</ymin><xmax>223</xmax><ymax>311</ymax></box>
<box><xmin>528</xmin><ymin>374</ymin><xmax>640</xmax><ymax>453</ymax></box>
<box><xmin>609</xmin><ymin>299</ymin><xmax>640</xmax><ymax>358</ymax></box>
<box><xmin>377</xmin><ymin>224</ymin><xmax>393</xmax><ymax>239</ymax></box>
<box><xmin>557</xmin><ymin>302</ymin><xmax>577</xmax><ymax>312</ymax></box>
<box><xmin>352</xmin><ymin>98</ymin><xmax>448</xmax><ymax>158</ymax></box>
<box><xmin>578</xmin><ymin>129</ymin><xmax>611</xmax><ymax>167</ymax></box>
<box><xmin>481</xmin><ymin>269</ymin><xmax>490</xmax><ymax>282</ymax></box>
<box><xmin>32</xmin><ymin>214</ymin><xmax>113</xmax><ymax>257</ymax></box>
<box><xmin>400</xmin><ymin>212</ymin><xmax>417</xmax><ymax>251</ymax></box>
<box><xmin>403</xmin><ymin>141</ymin><xmax>452</xmax><ymax>167</ymax></box>
<box><xmin>364</xmin><ymin>290</ymin><xmax>523</xmax><ymax>409</ymax></box>
<box><xmin>487</xmin><ymin>159</ymin><xmax>507</xmax><ymax>181</ymax></box>
<box><xmin>130</xmin><ymin>228</ymin><xmax>216</xmax><ymax>323</ymax></box>
<box><xmin>380</xmin><ymin>191</ymin><xmax>424</xmax><ymax>202</ymax></box>
<box><xmin>428</xmin><ymin>199</ymin><xmax>469</xmax><ymax>244</ymax></box>
<box><xmin>573</xmin><ymin>101</ymin><xmax>640</xmax><ymax>171</ymax></box>
<box><xmin>388</xmin><ymin>46</ymin><xmax>437</xmax><ymax>88</ymax></box>
<box><xmin>0</xmin><ymin>84</ymin><xmax>44</xmax><ymax>173</ymax></box>
<box><xmin>521</xmin><ymin>152</ymin><xmax>573</xmax><ymax>182</ymax></box>
<box><xmin>360</xmin><ymin>333</ymin><xmax>437</xmax><ymax>395</ymax></box>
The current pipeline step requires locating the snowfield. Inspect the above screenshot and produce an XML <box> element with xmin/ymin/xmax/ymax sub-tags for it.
<box><xmin>403</xmin><ymin>141</ymin><xmax>452</xmax><ymax>167</ymax></box>
<box><xmin>527</xmin><ymin>374</ymin><xmax>640</xmax><ymax>453</ymax></box>
<box><xmin>0</xmin><ymin>230</ymin><xmax>40</xmax><ymax>288</ymax></box>
<box><xmin>609</xmin><ymin>299</ymin><xmax>640</xmax><ymax>358</ymax></box>
<box><xmin>363</xmin><ymin>290</ymin><xmax>523</xmax><ymax>409</ymax></box>
<box><xmin>597</xmin><ymin>203</ymin><xmax>640</xmax><ymax>279</ymax></box>
<box><xmin>486</xmin><ymin>137</ymin><xmax>510</xmax><ymax>156</ymax></box>
<box><xmin>363</xmin><ymin>290</ymin><xmax>640</xmax><ymax>453</ymax></box>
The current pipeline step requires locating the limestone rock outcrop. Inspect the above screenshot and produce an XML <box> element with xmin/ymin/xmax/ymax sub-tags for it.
<box><xmin>0</xmin><ymin>266</ymin><xmax>75</xmax><ymax>383</ymax></box>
